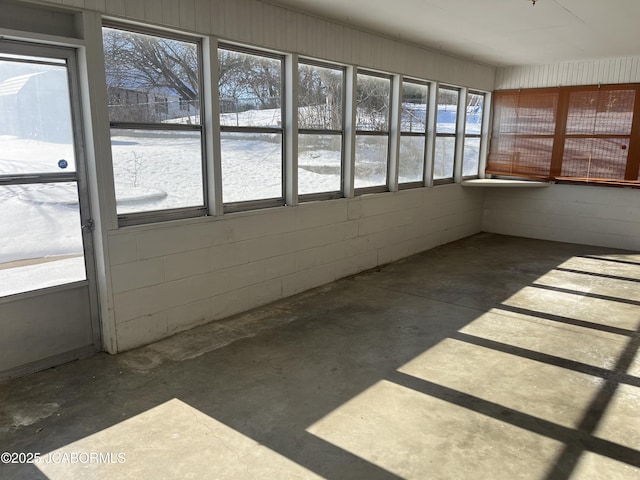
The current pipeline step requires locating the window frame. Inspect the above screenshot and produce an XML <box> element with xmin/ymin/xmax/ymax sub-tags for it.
<box><xmin>218</xmin><ymin>44</ymin><xmax>286</xmax><ymax>213</ymax></box>
<box><xmin>354</xmin><ymin>69</ymin><xmax>393</xmax><ymax>195</ymax></box>
<box><xmin>462</xmin><ymin>90</ymin><xmax>486</xmax><ymax>179</ymax></box>
<box><xmin>398</xmin><ymin>78</ymin><xmax>430</xmax><ymax>189</ymax></box>
<box><xmin>297</xmin><ymin>58</ymin><xmax>346</xmax><ymax>202</ymax></box>
<box><xmin>102</xmin><ymin>22</ymin><xmax>208</xmax><ymax>227</ymax></box>
<box><xmin>434</xmin><ymin>84</ymin><xmax>460</xmax><ymax>185</ymax></box>
<box><xmin>487</xmin><ymin>84</ymin><xmax>640</xmax><ymax>186</ymax></box>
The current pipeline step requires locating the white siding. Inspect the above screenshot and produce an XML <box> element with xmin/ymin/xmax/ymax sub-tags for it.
<box><xmin>37</xmin><ymin>0</ymin><xmax>495</xmax><ymax>90</ymax></box>
<box><xmin>496</xmin><ymin>56</ymin><xmax>640</xmax><ymax>90</ymax></box>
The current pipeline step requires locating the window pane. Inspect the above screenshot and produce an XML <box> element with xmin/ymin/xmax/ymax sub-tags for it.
<box><xmin>463</xmin><ymin>137</ymin><xmax>481</xmax><ymax>177</ymax></box>
<box><xmin>562</xmin><ymin>138</ymin><xmax>629</xmax><ymax>179</ymax></box>
<box><xmin>355</xmin><ymin>135</ymin><xmax>388</xmax><ymax>188</ymax></box>
<box><xmin>399</xmin><ymin>136</ymin><xmax>425</xmax><ymax>183</ymax></box>
<box><xmin>515</xmin><ymin>92</ymin><xmax>558</xmax><ymax>135</ymax></box>
<box><xmin>356</xmin><ymin>73</ymin><xmax>390</xmax><ymax>132</ymax></box>
<box><xmin>434</xmin><ymin>136</ymin><xmax>455</xmax><ymax>180</ymax></box>
<box><xmin>0</xmin><ymin>182</ymin><xmax>85</xmax><ymax>296</ymax></box>
<box><xmin>466</xmin><ymin>92</ymin><xmax>484</xmax><ymax>134</ymax></box>
<box><xmin>487</xmin><ymin>90</ymin><xmax>558</xmax><ymax>178</ymax></box>
<box><xmin>111</xmin><ymin>129</ymin><xmax>204</xmax><ymax>214</ymax></box>
<box><xmin>103</xmin><ymin>28</ymin><xmax>200</xmax><ymax>124</ymax></box>
<box><xmin>401</xmin><ymin>82</ymin><xmax>428</xmax><ymax>133</ymax></box>
<box><xmin>0</xmin><ymin>57</ymin><xmax>75</xmax><ymax>174</ymax></box>
<box><xmin>511</xmin><ymin>137</ymin><xmax>554</xmax><ymax>176</ymax></box>
<box><xmin>221</xmin><ymin>131</ymin><xmax>282</xmax><ymax>203</ymax></box>
<box><xmin>436</xmin><ymin>87</ymin><xmax>458</xmax><ymax>134</ymax></box>
<box><xmin>218</xmin><ymin>49</ymin><xmax>282</xmax><ymax>128</ymax></box>
<box><xmin>566</xmin><ymin>89</ymin><xmax>635</xmax><ymax>135</ymax></box>
<box><xmin>298</xmin><ymin>134</ymin><xmax>342</xmax><ymax>195</ymax></box>
<box><xmin>299</xmin><ymin>64</ymin><xmax>343</xmax><ymax>130</ymax></box>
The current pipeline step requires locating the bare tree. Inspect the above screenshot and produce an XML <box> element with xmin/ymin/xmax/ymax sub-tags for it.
<box><xmin>298</xmin><ymin>65</ymin><xmax>342</xmax><ymax>130</ymax></box>
<box><xmin>103</xmin><ymin>28</ymin><xmax>199</xmax><ymax>122</ymax></box>
<box><xmin>356</xmin><ymin>75</ymin><xmax>390</xmax><ymax>131</ymax></box>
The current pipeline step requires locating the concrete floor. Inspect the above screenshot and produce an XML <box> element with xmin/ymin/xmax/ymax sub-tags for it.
<box><xmin>1</xmin><ymin>233</ymin><xmax>639</xmax><ymax>480</ymax></box>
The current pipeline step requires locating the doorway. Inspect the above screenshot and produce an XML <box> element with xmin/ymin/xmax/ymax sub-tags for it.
<box><xmin>0</xmin><ymin>40</ymin><xmax>100</xmax><ymax>379</ymax></box>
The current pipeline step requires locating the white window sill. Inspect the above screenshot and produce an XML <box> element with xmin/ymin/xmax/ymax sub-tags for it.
<box><xmin>461</xmin><ymin>179</ymin><xmax>551</xmax><ymax>188</ymax></box>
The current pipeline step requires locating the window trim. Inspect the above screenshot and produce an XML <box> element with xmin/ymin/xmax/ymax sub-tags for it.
<box><xmin>218</xmin><ymin>43</ymin><xmax>286</xmax><ymax>211</ymax></box>
<box><xmin>398</xmin><ymin>78</ymin><xmax>430</xmax><ymax>189</ymax></box>
<box><xmin>297</xmin><ymin>59</ymin><xmax>346</xmax><ymax>201</ymax></box>
<box><xmin>487</xmin><ymin>84</ymin><xmax>640</xmax><ymax>186</ymax></box>
<box><xmin>461</xmin><ymin>89</ymin><xmax>486</xmax><ymax>179</ymax></box>
<box><xmin>102</xmin><ymin>22</ymin><xmax>208</xmax><ymax>226</ymax></box>
<box><xmin>434</xmin><ymin>85</ymin><xmax>461</xmax><ymax>185</ymax></box>
<box><xmin>354</xmin><ymin>69</ymin><xmax>393</xmax><ymax>195</ymax></box>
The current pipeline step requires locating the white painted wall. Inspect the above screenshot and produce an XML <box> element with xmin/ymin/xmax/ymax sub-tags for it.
<box><xmin>482</xmin><ymin>185</ymin><xmax>640</xmax><ymax>251</ymax></box>
<box><xmin>2</xmin><ymin>0</ymin><xmax>493</xmax><ymax>351</ymax></box>
<box><xmin>109</xmin><ymin>186</ymin><xmax>484</xmax><ymax>350</ymax></box>
<box><xmin>48</xmin><ymin>0</ymin><xmax>496</xmax><ymax>91</ymax></box>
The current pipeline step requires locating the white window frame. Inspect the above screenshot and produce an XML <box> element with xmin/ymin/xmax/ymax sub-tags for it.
<box><xmin>398</xmin><ymin>78</ymin><xmax>430</xmax><ymax>189</ymax></box>
<box><xmin>461</xmin><ymin>90</ymin><xmax>487</xmax><ymax>179</ymax></box>
<box><xmin>434</xmin><ymin>84</ymin><xmax>461</xmax><ymax>185</ymax></box>
<box><xmin>297</xmin><ymin>58</ymin><xmax>346</xmax><ymax>202</ymax></box>
<box><xmin>102</xmin><ymin>22</ymin><xmax>208</xmax><ymax>226</ymax></box>
<box><xmin>354</xmin><ymin>69</ymin><xmax>393</xmax><ymax>195</ymax></box>
<box><xmin>218</xmin><ymin>44</ymin><xmax>286</xmax><ymax>213</ymax></box>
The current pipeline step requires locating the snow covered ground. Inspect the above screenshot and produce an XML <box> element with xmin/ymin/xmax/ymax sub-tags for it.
<box><xmin>0</xmin><ymin>136</ymin><xmax>86</xmax><ymax>295</ymax></box>
<box><xmin>1</xmin><ymin>105</ymin><xmax>479</xmax><ymax>296</ymax></box>
<box><xmin>0</xmin><ymin>257</ymin><xmax>85</xmax><ymax>297</ymax></box>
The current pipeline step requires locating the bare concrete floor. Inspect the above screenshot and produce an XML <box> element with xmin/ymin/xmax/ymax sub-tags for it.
<box><xmin>1</xmin><ymin>233</ymin><xmax>639</xmax><ymax>480</ymax></box>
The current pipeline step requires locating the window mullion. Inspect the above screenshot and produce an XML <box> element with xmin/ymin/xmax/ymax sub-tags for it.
<box><xmin>425</xmin><ymin>82</ymin><xmax>438</xmax><ymax>187</ymax></box>
<box><xmin>454</xmin><ymin>87</ymin><xmax>467</xmax><ymax>183</ymax></box>
<box><xmin>478</xmin><ymin>91</ymin><xmax>492</xmax><ymax>179</ymax></box>
<box><xmin>285</xmin><ymin>53</ymin><xmax>298</xmax><ymax>206</ymax></box>
<box><xmin>204</xmin><ymin>36</ymin><xmax>223</xmax><ymax>216</ymax></box>
<box><xmin>388</xmin><ymin>74</ymin><xmax>402</xmax><ymax>192</ymax></box>
<box><xmin>343</xmin><ymin>66</ymin><xmax>357</xmax><ymax>198</ymax></box>
<box><xmin>550</xmin><ymin>89</ymin><xmax>570</xmax><ymax>178</ymax></box>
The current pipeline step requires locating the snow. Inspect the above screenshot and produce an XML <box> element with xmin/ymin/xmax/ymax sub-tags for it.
<box><xmin>0</xmin><ymin>257</ymin><xmax>85</xmax><ymax>297</ymax></box>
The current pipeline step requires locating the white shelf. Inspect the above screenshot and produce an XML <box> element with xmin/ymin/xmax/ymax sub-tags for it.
<box><xmin>461</xmin><ymin>179</ymin><xmax>551</xmax><ymax>188</ymax></box>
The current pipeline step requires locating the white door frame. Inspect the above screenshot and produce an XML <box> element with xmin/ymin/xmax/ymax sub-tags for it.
<box><xmin>0</xmin><ymin>39</ymin><xmax>101</xmax><ymax>379</ymax></box>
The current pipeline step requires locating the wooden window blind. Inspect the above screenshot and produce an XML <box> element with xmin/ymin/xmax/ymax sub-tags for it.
<box><xmin>487</xmin><ymin>89</ymin><xmax>558</xmax><ymax>180</ymax></box>
<box><xmin>488</xmin><ymin>85</ymin><xmax>640</xmax><ymax>187</ymax></box>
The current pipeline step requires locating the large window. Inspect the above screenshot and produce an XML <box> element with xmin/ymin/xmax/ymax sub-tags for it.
<box><xmin>218</xmin><ymin>46</ymin><xmax>284</xmax><ymax>209</ymax></box>
<box><xmin>487</xmin><ymin>89</ymin><xmax>558</xmax><ymax>178</ymax></box>
<box><xmin>298</xmin><ymin>61</ymin><xmax>344</xmax><ymax>198</ymax></box>
<box><xmin>399</xmin><ymin>80</ymin><xmax>429</xmax><ymax>186</ymax></box>
<box><xmin>101</xmin><ymin>24</ymin><xmax>493</xmax><ymax>223</ymax></box>
<box><xmin>462</xmin><ymin>91</ymin><xmax>485</xmax><ymax>178</ymax></box>
<box><xmin>488</xmin><ymin>85</ymin><xmax>640</xmax><ymax>185</ymax></box>
<box><xmin>355</xmin><ymin>71</ymin><xmax>391</xmax><ymax>191</ymax></box>
<box><xmin>434</xmin><ymin>86</ymin><xmax>459</xmax><ymax>183</ymax></box>
<box><xmin>102</xmin><ymin>26</ymin><xmax>205</xmax><ymax>223</ymax></box>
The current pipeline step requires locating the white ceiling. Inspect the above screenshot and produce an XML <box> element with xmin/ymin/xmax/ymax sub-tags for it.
<box><xmin>265</xmin><ymin>0</ymin><xmax>640</xmax><ymax>67</ymax></box>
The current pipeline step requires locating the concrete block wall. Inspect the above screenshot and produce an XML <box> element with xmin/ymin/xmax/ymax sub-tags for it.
<box><xmin>482</xmin><ymin>184</ymin><xmax>640</xmax><ymax>251</ymax></box>
<box><xmin>108</xmin><ymin>185</ymin><xmax>484</xmax><ymax>351</ymax></box>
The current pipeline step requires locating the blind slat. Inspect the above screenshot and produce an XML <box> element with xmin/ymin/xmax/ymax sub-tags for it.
<box><xmin>488</xmin><ymin>85</ymin><xmax>639</xmax><ymax>184</ymax></box>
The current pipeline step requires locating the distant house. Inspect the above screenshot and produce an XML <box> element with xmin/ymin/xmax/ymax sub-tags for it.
<box><xmin>106</xmin><ymin>84</ymin><xmax>199</xmax><ymax>123</ymax></box>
